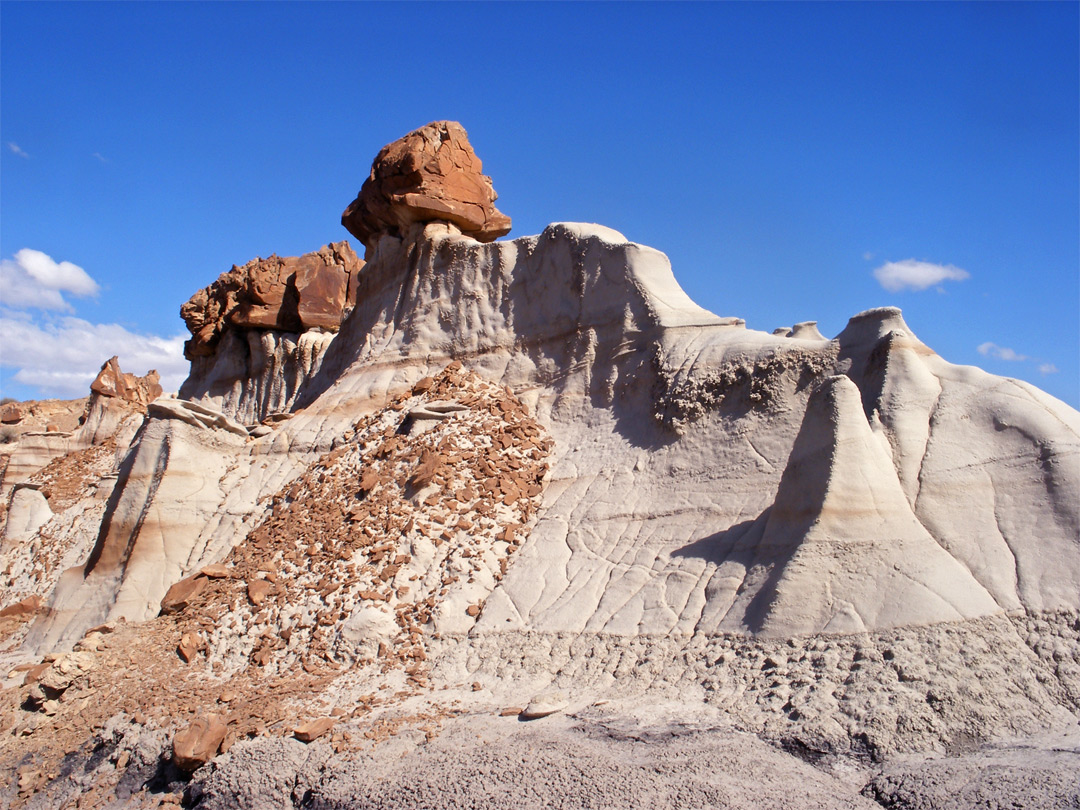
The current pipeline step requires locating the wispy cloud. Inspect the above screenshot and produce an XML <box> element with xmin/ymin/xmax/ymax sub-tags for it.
<box><xmin>977</xmin><ymin>342</ymin><xmax>1058</xmax><ymax>376</ymax></box>
<box><xmin>0</xmin><ymin>249</ymin><xmax>100</xmax><ymax>312</ymax></box>
<box><xmin>977</xmin><ymin>342</ymin><xmax>1027</xmax><ymax>362</ymax></box>
<box><xmin>873</xmin><ymin>259</ymin><xmax>970</xmax><ymax>292</ymax></box>
<box><xmin>0</xmin><ymin>316</ymin><xmax>188</xmax><ymax>397</ymax></box>
<box><xmin>92</xmin><ymin>152</ymin><xmax>108</xmax><ymax>163</ymax></box>
<box><xmin>7</xmin><ymin>142</ymin><xmax>29</xmax><ymax>159</ymax></box>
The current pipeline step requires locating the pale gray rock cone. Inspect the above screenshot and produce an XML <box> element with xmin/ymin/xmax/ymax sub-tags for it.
<box><xmin>730</xmin><ymin>374</ymin><xmax>1000</xmax><ymax>637</ymax></box>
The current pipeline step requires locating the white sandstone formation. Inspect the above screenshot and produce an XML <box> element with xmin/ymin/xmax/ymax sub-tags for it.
<box><xmin>179</xmin><ymin>328</ymin><xmax>337</xmax><ymax>426</ymax></box>
<box><xmin>1</xmin><ymin>180</ymin><xmax>1078</xmax><ymax>808</ymax></box>
<box><xmin>9</xmin><ymin>220</ymin><xmax>1077</xmax><ymax>654</ymax></box>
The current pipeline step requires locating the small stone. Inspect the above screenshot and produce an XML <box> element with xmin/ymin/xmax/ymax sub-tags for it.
<box><xmin>160</xmin><ymin>576</ymin><xmax>208</xmax><ymax>614</ymax></box>
<box><xmin>247</xmin><ymin>579</ymin><xmax>274</xmax><ymax>606</ymax></box>
<box><xmin>499</xmin><ymin>707</ymin><xmax>523</xmax><ymax>717</ymax></box>
<box><xmin>0</xmin><ymin>594</ymin><xmax>42</xmax><ymax>618</ymax></box>
<box><xmin>199</xmin><ymin>563</ymin><xmax>232</xmax><ymax>579</ymax></box>
<box><xmin>465</xmin><ymin>605</ymin><xmax>481</xmax><ymax>617</ymax></box>
<box><xmin>172</xmin><ymin>715</ymin><xmax>228</xmax><ymax>771</ymax></box>
<box><xmin>521</xmin><ymin>691</ymin><xmax>568</xmax><ymax>719</ymax></box>
<box><xmin>294</xmin><ymin>717</ymin><xmax>335</xmax><ymax>743</ymax></box>
<box><xmin>177</xmin><ymin>633</ymin><xmax>201</xmax><ymax>663</ymax></box>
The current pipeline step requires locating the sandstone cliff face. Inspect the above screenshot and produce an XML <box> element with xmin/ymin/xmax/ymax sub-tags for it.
<box><xmin>178</xmin><ymin>242</ymin><xmax>363</xmax><ymax>424</ymax></box>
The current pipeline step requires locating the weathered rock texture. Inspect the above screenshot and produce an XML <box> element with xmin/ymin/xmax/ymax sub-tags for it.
<box><xmin>178</xmin><ymin>242</ymin><xmax>362</xmax><ymax>424</ymax></box>
<box><xmin>90</xmin><ymin>356</ymin><xmax>163</xmax><ymax>407</ymax></box>
<box><xmin>1</xmin><ymin>126</ymin><xmax>1078</xmax><ymax>810</ymax></box>
<box><xmin>341</xmin><ymin>121</ymin><xmax>511</xmax><ymax>251</ymax></box>
<box><xmin>180</xmin><ymin>242</ymin><xmax>362</xmax><ymax>359</ymax></box>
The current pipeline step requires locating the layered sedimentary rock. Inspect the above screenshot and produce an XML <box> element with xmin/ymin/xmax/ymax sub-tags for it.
<box><xmin>178</xmin><ymin>242</ymin><xmax>362</xmax><ymax>423</ymax></box>
<box><xmin>181</xmin><ymin>242</ymin><xmax>362</xmax><ymax>358</ymax></box>
<box><xmin>341</xmin><ymin>121</ymin><xmax>511</xmax><ymax>251</ymax></box>
<box><xmin>0</xmin><ymin>359</ymin><xmax>152</xmax><ymax>498</ymax></box>
<box><xmin>1</xmin><ymin>123</ymin><xmax>1078</xmax><ymax>808</ymax></box>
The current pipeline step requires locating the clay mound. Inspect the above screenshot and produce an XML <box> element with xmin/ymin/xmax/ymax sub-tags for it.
<box><xmin>341</xmin><ymin>121</ymin><xmax>511</xmax><ymax>250</ymax></box>
<box><xmin>725</xmin><ymin>375</ymin><xmax>1000</xmax><ymax>637</ymax></box>
<box><xmin>2</xmin><ymin>122</ymin><xmax>1078</xmax><ymax>809</ymax></box>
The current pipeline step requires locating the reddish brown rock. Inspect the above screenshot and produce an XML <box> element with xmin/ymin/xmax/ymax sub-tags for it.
<box><xmin>247</xmin><ymin>579</ymin><xmax>273</xmax><ymax>606</ymax></box>
<box><xmin>177</xmin><ymin>632</ymin><xmax>202</xmax><ymax>663</ymax></box>
<box><xmin>160</xmin><ymin>576</ymin><xmax>208</xmax><ymax>615</ymax></box>
<box><xmin>293</xmin><ymin>717</ymin><xmax>334</xmax><ymax>742</ymax></box>
<box><xmin>0</xmin><ymin>403</ymin><xmax>22</xmax><ymax>424</ymax></box>
<box><xmin>180</xmin><ymin>242</ymin><xmax>363</xmax><ymax>359</ymax></box>
<box><xmin>341</xmin><ymin>121</ymin><xmax>511</xmax><ymax>250</ymax></box>
<box><xmin>172</xmin><ymin>715</ymin><xmax>228</xmax><ymax>771</ymax></box>
<box><xmin>0</xmin><ymin>594</ymin><xmax>42</xmax><ymax>618</ymax></box>
<box><xmin>90</xmin><ymin>356</ymin><xmax>163</xmax><ymax>406</ymax></box>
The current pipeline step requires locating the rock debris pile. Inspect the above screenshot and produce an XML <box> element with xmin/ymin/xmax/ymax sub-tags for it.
<box><xmin>166</xmin><ymin>364</ymin><xmax>550</xmax><ymax>681</ymax></box>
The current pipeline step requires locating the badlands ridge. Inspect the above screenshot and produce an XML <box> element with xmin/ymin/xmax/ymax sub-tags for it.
<box><xmin>0</xmin><ymin>121</ymin><xmax>1078</xmax><ymax>809</ymax></box>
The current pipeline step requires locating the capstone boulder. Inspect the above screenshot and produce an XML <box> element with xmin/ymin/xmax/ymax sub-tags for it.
<box><xmin>180</xmin><ymin>241</ymin><xmax>363</xmax><ymax>359</ymax></box>
<box><xmin>341</xmin><ymin>121</ymin><xmax>511</xmax><ymax>250</ymax></box>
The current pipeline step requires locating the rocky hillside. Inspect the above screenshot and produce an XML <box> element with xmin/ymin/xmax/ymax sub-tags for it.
<box><xmin>0</xmin><ymin>121</ymin><xmax>1077</xmax><ymax>810</ymax></box>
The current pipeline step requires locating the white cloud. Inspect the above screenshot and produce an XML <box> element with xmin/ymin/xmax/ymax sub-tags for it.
<box><xmin>0</xmin><ymin>249</ymin><xmax>100</xmax><ymax>311</ymax></box>
<box><xmin>7</xmin><ymin>142</ymin><xmax>28</xmax><ymax>158</ymax></box>
<box><xmin>0</xmin><ymin>315</ymin><xmax>188</xmax><ymax>397</ymax></box>
<box><xmin>873</xmin><ymin>259</ymin><xmax>970</xmax><ymax>292</ymax></box>
<box><xmin>92</xmin><ymin>152</ymin><xmax>108</xmax><ymax>163</ymax></box>
<box><xmin>977</xmin><ymin>342</ymin><xmax>1028</xmax><ymax>362</ymax></box>
<box><xmin>977</xmin><ymin>342</ymin><xmax>1060</xmax><ymax>378</ymax></box>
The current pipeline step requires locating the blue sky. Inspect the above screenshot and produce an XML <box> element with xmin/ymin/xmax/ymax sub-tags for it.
<box><xmin>2</xmin><ymin>2</ymin><xmax>1077</xmax><ymax>407</ymax></box>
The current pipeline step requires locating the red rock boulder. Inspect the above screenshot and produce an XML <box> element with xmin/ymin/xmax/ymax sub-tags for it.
<box><xmin>180</xmin><ymin>241</ymin><xmax>363</xmax><ymax>359</ymax></box>
<box><xmin>341</xmin><ymin>121</ymin><xmax>511</xmax><ymax>250</ymax></box>
<box><xmin>90</xmin><ymin>357</ymin><xmax>163</xmax><ymax>406</ymax></box>
<box><xmin>0</xmin><ymin>403</ymin><xmax>22</xmax><ymax>424</ymax></box>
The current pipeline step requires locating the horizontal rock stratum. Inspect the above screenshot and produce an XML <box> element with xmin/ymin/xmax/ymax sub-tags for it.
<box><xmin>0</xmin><ymin>123</ymin><xmax>1077</xmax><ymax>809</ymax></box>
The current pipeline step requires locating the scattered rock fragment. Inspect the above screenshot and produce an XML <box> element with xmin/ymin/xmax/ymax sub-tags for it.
<box><xmin>247</xmin><ymin>579</ymin><xmax>274</xmax><ymax>606</ymax></box>
<box><xmin>160</xmin><ymin>576</ymin><xmax>208</xmax><ymax>614</ymax></box>
<box><xmin>0</xmin><ymin>594</ymin><xmax>42</xmax><ymax>618</ymax></box>
<box><xmin>294</xmin><ymin>717</ymin><xmax>335</xmax><ymax>742</ymax></box>
<box><xmin>172</xmin><ymin>715</ymin><xmax>228</xmax><ymax>771</ymax></box>
<box><xmin>521</xmin><ymin>692</ymin><xmax>568</xmax><ymax>719</ymax></box>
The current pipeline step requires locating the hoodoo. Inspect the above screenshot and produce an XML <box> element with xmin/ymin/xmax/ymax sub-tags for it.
<box><xmin>1</xmin><ymin>121</ymin><xmax>1077</xmax><ymax>809</ymax></box>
